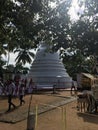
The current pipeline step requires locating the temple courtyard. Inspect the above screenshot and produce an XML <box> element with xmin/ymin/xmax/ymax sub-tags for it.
<box><xmin>0</xmin><ymin>90</ymin><xmax>98</xmax><ymax>130</ymax></box>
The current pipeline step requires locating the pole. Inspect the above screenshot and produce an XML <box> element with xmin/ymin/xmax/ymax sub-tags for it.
<box><xmin>27</xmin><ymin>93</ymin><xmax>36</xmax><ymax>130</ymax></box>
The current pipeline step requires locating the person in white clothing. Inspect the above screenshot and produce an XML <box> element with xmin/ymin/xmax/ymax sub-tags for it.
<box><xmin>19</xmin><ymin>81</ymin><xmax>25</xmax><ymax>106</ymax></box>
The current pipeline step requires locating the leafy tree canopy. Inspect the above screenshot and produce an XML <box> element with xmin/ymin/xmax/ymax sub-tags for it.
<box><xmin>0</xmin><ymin>0</ymin><xmax>98</xmax><ymax>78</ymax></box>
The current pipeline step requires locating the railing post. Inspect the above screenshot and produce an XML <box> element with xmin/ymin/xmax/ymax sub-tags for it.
<box><xmin>27</xmin><ymin>113</ymin><xmax>36</xmax><ymax>130</ymax></box>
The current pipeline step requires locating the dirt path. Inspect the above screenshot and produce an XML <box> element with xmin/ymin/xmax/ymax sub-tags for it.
<box><xmin>0</xmin><ymin>91</ymin><xmax>98</xmax><ymax>130</ymax></box>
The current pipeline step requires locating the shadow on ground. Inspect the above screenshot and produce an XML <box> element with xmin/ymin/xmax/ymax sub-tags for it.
<box><xmin>77</xmin><ymin>112</ymin><xmax>98</xmax><ymax>125</ymax></box>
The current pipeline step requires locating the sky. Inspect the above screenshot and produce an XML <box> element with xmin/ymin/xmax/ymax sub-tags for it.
<box><xmin>2</xmin><ymin>0</ymin><xmax>81</xmax><ymax>68</ymax></box>
<box><xmin>69</xmin><ymin>0</ymin><xmax>79</xmax><ymax>20</ymax></box>
<box><xmin>69</xmin><ymin>0</ymin><xmax>84</xmax><ymax>21</ymax></box>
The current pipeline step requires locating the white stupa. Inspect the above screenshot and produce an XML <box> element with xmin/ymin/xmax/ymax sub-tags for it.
<box><xmin>28</xmin><ymin>42</ymin><xmax>72</xmax><ymax>89</ymax></box>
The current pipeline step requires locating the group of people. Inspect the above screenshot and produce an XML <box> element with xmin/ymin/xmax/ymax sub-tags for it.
<box><xmin>0</xmin><ymin>77</ymin><xmax>35</xmax><ymax>111</ymax></box>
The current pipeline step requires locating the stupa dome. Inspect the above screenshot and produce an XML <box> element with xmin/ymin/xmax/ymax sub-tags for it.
<box><xmin>28</xmin><ymin>42</ymin><xmax>72</xmax><ymax>89</ymax></box>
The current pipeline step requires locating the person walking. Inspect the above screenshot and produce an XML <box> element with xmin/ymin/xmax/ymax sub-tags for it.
<box><xmin>7</xmin><ymin>79</ymin><xmax>16</xmax><ymax>112</ymax></box>
<box><xmin>28</xmin><ymin>78</ymin><xmax>34</xmax><ymax>94</ymax></box>
<box><xmin>71</xmin><ymin>80</ymin><xmax>75</xmax><ymax>91</ymax></box>
<box><xmin>71</xmin><ymin>80</ymin><xmax>77</xmax><ymax>96</ymax></box>
<box><xmin>19</xmin><ymin>80</ymin><xmax>25</xmax><ymax>106</ymax></box>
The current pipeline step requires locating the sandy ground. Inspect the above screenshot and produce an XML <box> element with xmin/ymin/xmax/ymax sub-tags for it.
<box><xmin>0</xmin><ymin>90</ymin><xmax>98</xmax><ymax>130</ymax></box>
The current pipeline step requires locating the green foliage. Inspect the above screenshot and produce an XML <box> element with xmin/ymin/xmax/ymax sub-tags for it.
<box><xmin>14</xmin><ymin>63</ymin><xmax>29</xmax><ymax>74</ymax></box>
<box><xmin>0</xmin><ymin>0</ymin><xmax>98</xmax><ymax>78</ymax></box>
<box><xmin>72</xmin><ymin>0</ymin><xmax>98</xmax><ymax>56</ymax></box>
<box><xmin>62</xmin><ymin>49</ymin><xmax>97</xmax><ymax>79</ymax></box>
<box><xmin>0</xmin><ymin>0</ymin><xmax>72</xmax><ymax>65</ymax></box>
